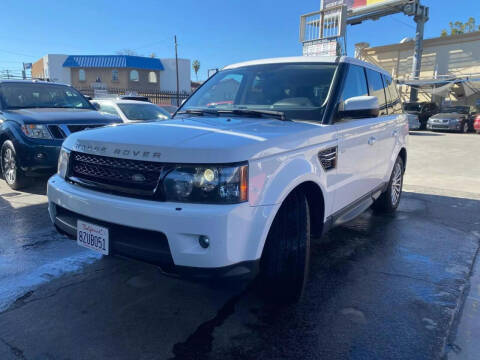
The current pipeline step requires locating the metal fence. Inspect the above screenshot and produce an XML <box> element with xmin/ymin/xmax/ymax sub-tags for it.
<box><xmin>77</xmin><ymin>88</ymin><xmax>191</xmax><ymax>105</ymax></box>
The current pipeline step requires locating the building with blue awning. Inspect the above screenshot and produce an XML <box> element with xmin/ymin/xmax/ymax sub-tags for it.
<box><xmin>31</xmin><ymin>54</ymin><xmax>191</xmax><ymax>93</ymax></box>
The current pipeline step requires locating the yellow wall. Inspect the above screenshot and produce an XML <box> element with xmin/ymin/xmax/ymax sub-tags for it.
<box><xmin>357</xmin><ymin>31</ymin><xmax>480</xmax><ymax>106</ymax></box>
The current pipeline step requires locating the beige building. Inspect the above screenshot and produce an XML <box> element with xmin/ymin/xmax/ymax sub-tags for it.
<box><xmin>356</xmin><ymin>31</ymin><xmax>480</xmax><ymax>107</ymax></box>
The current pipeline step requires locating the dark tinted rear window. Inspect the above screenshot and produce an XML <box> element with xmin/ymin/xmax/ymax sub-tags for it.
<box><xmin>366</xmin><ymin>69</ymin><xmax>387</xmax><ymax>116</ymax></box>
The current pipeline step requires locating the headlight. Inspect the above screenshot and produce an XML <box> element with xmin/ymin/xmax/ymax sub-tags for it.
<box><xmin>21</xmin><ymin>124</ymin><xmax>53</xmax><ymax>139</ymax></box>
<box><xmin>57</xmin><ymin>148</ymin><xmax>70</xmax><ymax>178</ymax></box>
<box><xmin>163</xmin><ymin>164</ymin><xmax>248</xmax><ymax>204</ymax></box>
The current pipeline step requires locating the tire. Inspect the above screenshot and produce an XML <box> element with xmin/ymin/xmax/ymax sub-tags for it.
<box><xmin>462</xmin><ymin>122</ymin><xmax>469</xmax><ymax>133</ymax></box>
<box><xmin>372</xmin><ymin>157</ymin><xmax>404</xmax><ymax>214</ymax></box>
<box><xmin>1</xmin><ymin>140</ymin><xmax>29</xmax><ymax>190</ymax></box>
<box><xmin>259</xmin><ymin>190</ymin><xmax>311</xmax><ymax>304</ymax></box>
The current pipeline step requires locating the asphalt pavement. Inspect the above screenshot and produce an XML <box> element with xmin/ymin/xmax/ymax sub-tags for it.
<box><xmin>0</xmin><ymin>131</ymin><xmax>479</xmax><ymax>360</ymax></box>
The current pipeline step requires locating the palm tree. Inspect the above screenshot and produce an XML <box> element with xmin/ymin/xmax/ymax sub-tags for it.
<box><xmin>192</xmin><ymin>60</ymin><xmax>200</xmax><ymax>81</ymax></box>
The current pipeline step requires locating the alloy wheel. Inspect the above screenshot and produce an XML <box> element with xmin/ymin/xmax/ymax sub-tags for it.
<box><xmin>2</xmin><ymin>148</ymin><xmax>17</xmax><ymax>184</ymax></box>
<box><xmin>390</xmin><ymin>162</ymin><xmax>402</xmax><ymax>206</ymax></box>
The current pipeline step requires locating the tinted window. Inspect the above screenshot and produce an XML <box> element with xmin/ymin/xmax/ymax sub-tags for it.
<box><xmin>340</xmin><ymin>64</ymin><xmax>368</xmax><ymax>102</ymax></box>
<box><xmin>383</xmin><ymin>74</ymin><xmax>402</xmax><ymax>114</ymax></box>
<box><xmin>96</xmin><ymin>102</ymin><xmax>119</xmax><ymax>116</ymax></box>
<box><xmin>0</xmin><ymin>83</ymin><xmax>92</xmax><ymax>110</ymax></box>
<box><xmin>366</xmin><ymin>69</ymin><xmax>387</xmax><ymax>115</ymax></box>
<box><xmin>118</xmin><ymin>103</ymin><xmax>170</xmax><ymax>121</ymax></box>
<box><xmin>182</xmin><ymin>63</ymin><xmax>337</xmax><ymax>122</ymax></box>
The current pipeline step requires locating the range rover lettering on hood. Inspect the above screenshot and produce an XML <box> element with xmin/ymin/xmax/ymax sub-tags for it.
<box><xmin>73</xmin><ymin>142</ymin><xmax>161</xmax><ymax>160</ymax></box>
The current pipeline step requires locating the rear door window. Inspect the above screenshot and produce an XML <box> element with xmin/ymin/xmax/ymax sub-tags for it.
<box><xmin>366</xmin><ymin>69</ymin><xmax>388</xmax><ymax>116</ymax></box>
<box><xmin>383</xmin><ymin>75</ymin><xmax>402</xmax><ymax>114</ymax></box>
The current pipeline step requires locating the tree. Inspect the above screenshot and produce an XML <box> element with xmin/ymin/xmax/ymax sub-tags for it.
<box><xmin>441</xmin><ymin>18</ymin><xmax>477</xmax><ymax>36</ymax></box>
<box><xmin>192</xmin><ymin>60</ymin><xmax>200</xmax><ymax>81</ymax></box>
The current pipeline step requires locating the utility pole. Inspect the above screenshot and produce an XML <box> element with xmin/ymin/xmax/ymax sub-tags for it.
<box><xmin>174</xmin><ymin>35</ymin><xmax>180</xmax><ymax>106</ymax></box>
<box><xmin>409</xmin><ymin>4</ymin><xmax>429</xmax><ymax>103</ymax></box>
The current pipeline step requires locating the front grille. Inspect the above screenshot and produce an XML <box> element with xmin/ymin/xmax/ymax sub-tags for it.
<box><xmin>69</xmin><ymin>152</ymin><xmax>166</xmax><ymax>198</ymax></box>
<box><xmin>48</xmin><ymin>125</ymin><xmax>67</xmax><ymax>139</ymax></box>
<box><xmin>48</xmin><ymin>124</ymin><xmax>107</xmax><ymax>139</ymax></box>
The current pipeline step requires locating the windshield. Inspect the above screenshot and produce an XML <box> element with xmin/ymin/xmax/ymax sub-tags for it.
<box><xmin>440</xmin><ymin>106</ymin><xmax>469</xmax><ymax>114</ymax></box>
<box><xmin>117</xmin><ymin>103</ymin><xmax>170</xmax><ymax>121</ymax></box>
<box><xmin>180</xmin><ymin>63</ymin><xmax>337</xmax><ymax>121</ymax></box>
<box><xmin>0</xmin><ymin>83</ymin><xmax>92</xmax><ymax>110</ymax></box>
<box><xmin>403</xmin><ymin>103</ymin><xmax>422</xmax><ymax>112</ymax></box>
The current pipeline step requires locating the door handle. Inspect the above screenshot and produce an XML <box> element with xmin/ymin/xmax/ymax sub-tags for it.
<box><xmin>368</xmin><ymin>136</ymin><xmax>376</xmax><ymax>145</ymax></box>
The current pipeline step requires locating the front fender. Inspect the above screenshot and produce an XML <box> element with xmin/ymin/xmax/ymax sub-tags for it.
<box><xmin>249</xmin><ymin>154</ymin><xmax>328</xmax><ymax>259</ymax></box>
<box><xmin>249</xmin><ymin>156</ymin><xmax>326</xmax><ymax>207</ymax></box>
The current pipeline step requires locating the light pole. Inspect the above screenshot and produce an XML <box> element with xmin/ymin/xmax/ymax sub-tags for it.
<box><xmin>174</xmin><ymin>35</ymin><xmax>180</xmax><ymax>106</ymax></box>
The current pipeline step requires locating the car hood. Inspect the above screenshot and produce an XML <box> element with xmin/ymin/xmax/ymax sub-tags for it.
<box><xmin>63</xmin><ymin>116</ymin><xmax>333</xmax><ymax>163</ymax></box>
<box><xmin>430</xmin><ymin>113</ymin><xmax>464</xmax><ymax>120</ymax></box>
<box><xmin>3</xmin><ymin>108</ymin><xmax>121</xmax><ymax>124</ymax></box>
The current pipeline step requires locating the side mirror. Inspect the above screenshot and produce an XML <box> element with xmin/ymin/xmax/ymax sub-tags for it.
<box><xmin>338</xmin><ymin>96</ymin><xmax>379</xmax><ymax>119</ymax></box>
<box><xmin>181</xmin><ymin>99</ymin><xmax>186</xmax><ymax>105</ymax></box>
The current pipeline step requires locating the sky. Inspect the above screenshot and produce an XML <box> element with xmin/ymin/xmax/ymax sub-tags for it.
<box><xmin>0</xmin><ymin>0</ymin><xmax>478</xmax><ymax>81</ymax></box>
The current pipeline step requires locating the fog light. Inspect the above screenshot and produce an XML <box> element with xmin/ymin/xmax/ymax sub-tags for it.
<box><xmin>199</xmin><ymin>235</ymin><xmax>210</xmax><ymax>249</ymax></box>
<box><xmin>35</xmin><ymin>152</ymin><xmax>46</xmax><ymax>160</ymax></box>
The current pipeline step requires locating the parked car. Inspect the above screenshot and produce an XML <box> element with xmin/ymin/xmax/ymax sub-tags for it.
<box><xmin>403</xmin><ymin>102</ymin><xmax>438</xmax><ymax>130</ymax></box>
<box><xmin>91</xmin><ymin>99</ymin><xmax>170</xmax><ymax>122</ymax></box>
<box><xmin>158</xmin><ymin>104</ymin><xmax>178</xmax><ymax>116</ymax></box>
<box><xmin>47</xmin><ymin>56</ymin><xmax>408</xmax><ymax>303</ymax></box>
<box><xmin>0</xmin><ymin>80</ymin><xmax>121</xmax><ymax>189</ymax></box>
<box><xmin>474</xmin><ymin>114</ymin><xmax>480</xmax><ymax>134</ymax></box>
<box><xmin>426</xmin><ymin>105</ymin><xmax>473</xmax><ymax>133</ymax></box>
<box><xmin>406</xmin><ymin>113</ymin><xmax>421</xmax><ymax>130</ymax></box>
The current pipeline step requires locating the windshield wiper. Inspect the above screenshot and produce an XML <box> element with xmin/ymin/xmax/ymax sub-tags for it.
<box><xmin>216</xmin><ymin>109</ymin><xmax>287</xmax><ymax>121</ymax></box>
<box><xmin>177</xmin><ymin>109</ymin><xmax>219</xmax><ymax>116</ymax></box>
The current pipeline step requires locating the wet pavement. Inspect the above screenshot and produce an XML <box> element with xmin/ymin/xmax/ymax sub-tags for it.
<box><xmin>0</xmin><ymin>132</ymin><xmax>480</xmax><ymax>360</ymax></box>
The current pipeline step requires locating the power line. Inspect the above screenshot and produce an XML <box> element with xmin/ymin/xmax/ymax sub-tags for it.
<box><xmin>0</xmin><ymin>49</ymin><xmax>37</xmax><ymax>58</ymax></box>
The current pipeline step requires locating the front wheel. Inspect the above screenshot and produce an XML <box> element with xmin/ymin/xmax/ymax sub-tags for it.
<box><xmin>1</xmin><ymin>140</ymin><xmax>29</xmax><ymax>190</ymax></box>
<box><xmin>372</xmin><ymin>157</ymin><xmax>404</xmax><ymax>214</ymax></box>
<box><xmin>259</xmin><ymin>190</ymin><xmax>311</xmax><ymax>304</ymax></box>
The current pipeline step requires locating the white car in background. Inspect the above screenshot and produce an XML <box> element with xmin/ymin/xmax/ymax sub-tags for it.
<box><xmin>91</xmin><ymin>99</ymin><xmax>170</xmax><ymax>123</ymax></box>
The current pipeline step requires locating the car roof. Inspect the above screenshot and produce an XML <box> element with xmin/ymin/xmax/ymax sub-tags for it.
<box><xmin>223</xmin><ymin>56</ymin><xmax>390</xmax><ymax>77</ymax></box>
<box><xmin>0</xmin><ymin>79</ymin><xmax>70</xmax><ymax>86</ymax></box>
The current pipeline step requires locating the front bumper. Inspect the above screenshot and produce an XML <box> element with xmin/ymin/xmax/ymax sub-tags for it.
<box><xmin>427</xmin><ymin>122</ymin><xmax>462</xmax><ymax>131</ymax></box>
<box><xmin>13</xmin><ymin>136</ymin><xmax>62</xmax><ymax>176</ymax></box>
<box><xmin>47</xmin><ymin>175</ymin><xmax>275</xmax><ymax>280</ymax></box>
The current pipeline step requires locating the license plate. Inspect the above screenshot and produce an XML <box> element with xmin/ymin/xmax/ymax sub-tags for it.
<box><xmin>77</xmin><ymin>220</ymin><xmax>109</xmax><ymax>255</ymax></box>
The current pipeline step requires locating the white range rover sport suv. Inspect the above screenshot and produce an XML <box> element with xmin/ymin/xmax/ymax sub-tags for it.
<box><xmin>48</xmin><ymin>56</ymin><xmax>407</xmax><ymax>303</ymax></box>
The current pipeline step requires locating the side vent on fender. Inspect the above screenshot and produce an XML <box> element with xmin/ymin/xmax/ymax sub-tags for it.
<box><xmin>318</xmin><ymin>146</ymin><xmax>338</xmax><ymax>171</ymax></box>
